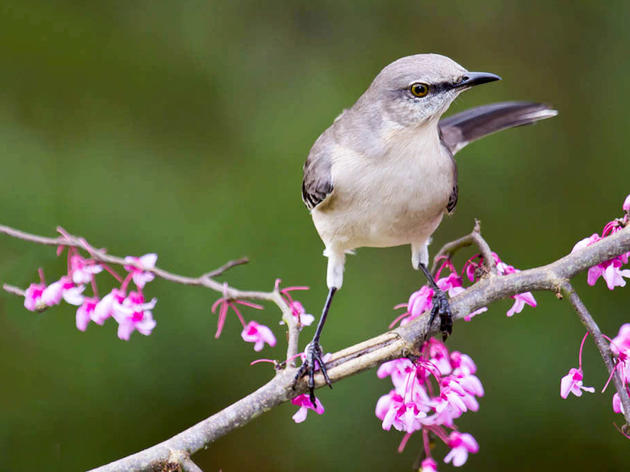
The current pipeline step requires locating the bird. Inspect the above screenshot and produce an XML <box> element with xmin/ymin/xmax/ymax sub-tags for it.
<box><xmin>295</xmin><ymin>53</ymin><xmax>557</xmax><ymax>402</ymax></box>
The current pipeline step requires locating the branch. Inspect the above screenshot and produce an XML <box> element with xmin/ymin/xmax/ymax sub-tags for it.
<box><xmin>430</xmin><ymin>219</ymin><xmax>497</xmax><ymax>275</ymax></box>
<box><xmin>561</xmin><ymin>281</ymin><xmax>630</xmax><ymax>426</ymax></box>
<box><xmin>86</xmin><ymin>224</ymin><xmax>630</xmax><ymax>471</ymax></box>
<box><xmin>0</xmin><ymin>224</ymin><xmax>301</xmax><ymax>363</ymax></box>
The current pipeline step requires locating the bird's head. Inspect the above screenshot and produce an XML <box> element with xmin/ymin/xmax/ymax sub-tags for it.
<box><xmin>365</xmin><ymin>54</ymin><xmax>500</xmax><ymax>127</ymax></box>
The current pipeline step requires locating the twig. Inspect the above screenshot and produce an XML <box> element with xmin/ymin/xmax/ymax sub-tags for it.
<box><xmin>0</xmin><ymin>225</ymin><xmax>301</xmax><ymax>363</ymax></box>
<box><xmin>561</xmin><ymin>281</ymin><xmax>630</xmax><ymax>427</ymax></box>
<box><xmin>87</xmin><ymin>224</ymin><xmax>630</xmax><ymax>472</ymax></box>
<box><xmin>430</xmin><ymin>219</ymin><xmax>496</xmax><ymax>275</ymax></box>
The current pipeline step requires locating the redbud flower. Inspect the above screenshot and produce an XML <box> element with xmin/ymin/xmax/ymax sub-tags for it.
<box><xmin>610</xmin><ymin>323</ymin><xmax>630</xmax><ymax>357</ymax></box>
<box><xmin>443</xmin><ymin>432</ymin><xmax>479</xmax><ymax>467</ymax></box>
<box><xmin>124</xmin><ymin>253</ymin><xmax>157</xmax><ymax>288</ymax></box>
<box><xmin>76</xmin><ymin>297</ymin><xmax>99</xmax><ymax>331</ymax></box>
<box><xmin>24</xmin><ymin>283</ymin><xmax>46</xmax><ymax>311</ymax></box>
<box><xmin>420</xmin><ymin>458</ymin><xmax>438</xmax><ymax>472</ymax></box>
<box><xmin>93</xmin><ymin>288</ymin><xmax>126</xmax><ymax>324</ymax></box>
<box><xmin>573</xmin><ymin>232</ymin><xmax>630</xmax><ymax>290</ymax></box>
<box><xmin>41</xmin><ymin>276</ymin><xmax>85</xmax><ymax>307</ymax></box>
<box><xmin>112</xmin><ymin>291</ymin><xmax>157</xmax><ymax>340</ymax></box>
<box><xmin>612</xmin><ymin>393</ymin><xmax>624</xmax><ymax>414</ymax></box>
<box><xmin>560</xmin><ymin>368</ymin><xmax>595</xmax><ymax>398</ymax></box>
<box><xmin>241</xmin><ymin>321</ymin><xmax>276</xmax><ymax>351</ymax></box>
<box><xmin>623</xmin><ymin>194</ymin><xmax>630</xmax><ymax>212</ymax></box>
<box><xmin>290</xmin><ymin>301</ymin><xmax>315</xmax><ymax>326</ymax></box>
<box><xmin>69</xmin><ymin>254</ymin><xmax>103</xmax><ymax>285</ymax></box>
<box><xmin>291</xmin><ymin>394</ymin><xmax>324</xmax><ymax>423</ymax></box>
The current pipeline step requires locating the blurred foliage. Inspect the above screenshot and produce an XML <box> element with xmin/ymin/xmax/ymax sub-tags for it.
<box><xmin>0</xmin><ymin>1</ymin><xmax>629</xmax><ymax>471</ymax></box>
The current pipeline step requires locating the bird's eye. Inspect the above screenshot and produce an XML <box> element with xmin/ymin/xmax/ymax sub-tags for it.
<box><xmin>409</xmin><ymin>82</ymin><xmax>429</xmax><ymax>98</ymax></box>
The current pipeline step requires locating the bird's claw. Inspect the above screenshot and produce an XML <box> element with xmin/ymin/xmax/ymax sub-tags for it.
<box><xmin>428</xmin><ymin>289</ymin><xmax>453</xmax><ymax>340</ymax></box>
<box><xmin>292</xmin><ymin>341</ymin><xmax>332</xmax><ymax>404</ymax></box>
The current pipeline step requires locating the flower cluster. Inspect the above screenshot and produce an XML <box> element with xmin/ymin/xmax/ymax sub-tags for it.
<box><xmin>391</xmin><ymin>254</ymin><xmax>536</xmax><ymax>328</ymax></box>
<box><xmin>375</xmin><ymin>339</ymin><xmax>482</xmax><ymax>468</ymax></box>
<box><xmin>571</xmin><ymin>194</ymin><xmax>630</xmax><ymax>290</ymax></box>
<box><xmin>560</xmin><ymin>325</ymin><xmax>630</xmax><ymax>424</ymax></box>
<box><xmin>23</xmin><ymin>249</ymin><xmax>158</xmax><ymax>340</ymax></box>
<box><xmin>463</xmin><ymin>253</ymin><xmax>537</xmax><ymax>318</ymax></box>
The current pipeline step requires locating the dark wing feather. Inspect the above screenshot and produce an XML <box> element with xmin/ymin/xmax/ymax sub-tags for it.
<box><xmin>439</xmin><ymin>101</ymin><xmax>557</xmax><ymax>155</ymax></box>
<box><xmin>302</xmin><ymin>143</ymin><xmax>333</xmax><ymax>210</ymax></box>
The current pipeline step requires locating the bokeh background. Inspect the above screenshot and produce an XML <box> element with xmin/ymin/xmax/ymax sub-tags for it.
<box><xmin>0</xmin><ymin>1</ymin><xmax>628</xmax><ymax>471</ymax></box>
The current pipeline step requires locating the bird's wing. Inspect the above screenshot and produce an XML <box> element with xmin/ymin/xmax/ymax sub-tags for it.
<box><xmin>439</xmin><ymin>101</ymin><xmax>557</xmax><ymax>155</ymax></box>
<box><xmin>302</xmin><ymin>143</ymin><xmax>334</xmax><ymax>210</ymax></box>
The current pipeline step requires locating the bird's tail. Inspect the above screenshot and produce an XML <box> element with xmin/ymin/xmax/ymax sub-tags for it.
<box><xmin>439</xmin><ymin>101</ymin><xmax>557</xmax><ymax>155</ymax></box>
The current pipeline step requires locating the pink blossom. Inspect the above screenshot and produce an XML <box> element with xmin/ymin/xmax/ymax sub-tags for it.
<box><xmin>76</xmin><ymin>297</ymin><xmax>99</xmax><ymax>331</ymax></box>
<box><xmin>41</xmin><ymin>276</ymin><xmax>85</xmax><ymax>307</ymax></box>
<box><xmin>290</xmin><ymin>301</ymin><xmax>315</xmax><ymax>326</ymax></box>
<box><xmin>573</xmin><ymin>233</ymin><xmax>630</xmax><ymax>289</ymax></box>
<box><xmin>112</xmin><ymin>291</ymin><xmax>157</xmax><ymax>340</ymax></box>
<box><xmin>124</xmin><ymin>253</ymin><xmax>157</xmax><ymax>288</ymax></box>
<box><xmin>291</xmin><ymin>394</ymin><xmax>324</xmax><ymax>423</ymax></box>
<box><xmin>610</xmin><ymin>323</ymin><xmax>630</xmax><ymax>357</ymax></box>
<box><xmin>240</xmin><ymin>321</ymin><xmax>276</xmax><ymax>351</ymax></box>
<box><xmin>24</xmin><ymin>283</ymin><xmax>46</xmax><ymax>311</ymax></box>
<box><xmin>612</xmin><ymin>393</ymin><xmax>624</xmax><ymax>414</ymax></box>
<box><xmin>443</xmin><ymin>432</ymin><xmax>479</xmax><ymax>467</ymax></box>
<box><xmin>377</xmin><ymin>358</ymin><xmax>416</xmax><ymax>389</ymax></box>
<box><xmin>506</xmin><ymin>291</ymin><xmax>537</xmax><ymax>317</ymax></box>
<box><xmin>420</xmin><ymin>458</ymin><xmax>438</xmax><ymax>472</ymax></box>
<box><xmin>623</xmin><ymin>194</ymin><xmax>630</xmax><ymax>212</ymax></box>
<box><xmin>376</xmin><ymin>390</ymin><xmax>404</xmax><ymax>421</ymax></box>
<box><xmin>437</xmin><ymin>273</ymin><xmax>465</xmax><ymax>298</ymax></box>
<box><xmin>69</xmin><ymin>254</ymin><xmax>103</xmax><ymax>285</ymax></box>
<box><xmin>382</xmin><ymin>400</ymin><xmax>427</xmax><ymax>434</ymax></box>
<box><xmin>93</xmin><ymin>288</ymin><xmax>126</xmax><ymax>324</ymax></box>
<box><xmin>560</xmin><ymin>368</ymin><xmax>595</xmax><ymax>398</ymax></box>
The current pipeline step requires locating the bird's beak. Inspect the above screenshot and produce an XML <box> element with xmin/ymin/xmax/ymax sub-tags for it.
<box><xmin>454</xmin><ymin>72</ymin><xmax>501</xmax><ymax>90</ymax></box>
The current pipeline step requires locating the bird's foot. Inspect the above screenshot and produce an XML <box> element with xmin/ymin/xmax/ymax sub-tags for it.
<box><xmin>428</xmin><ymin>289</ymin><xmax>453</xmax><ymax>341</ymax></box>
<box><xmin>292</xmin><ymin>340</ymin><xmax>332</xmax><ymax>404</ymax></box>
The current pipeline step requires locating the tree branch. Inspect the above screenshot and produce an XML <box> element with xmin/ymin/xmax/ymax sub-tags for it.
<box><xmin>0</xmin><ymin>224</ymin><xmax>301</xmax><ymax>363</ymax></box>
<box><xmin>561</xmin><ymin>281</ymin><xmax>630</xmax><ymax>426</ymax></box>
<box><xmin>83</xmin><ymin>224</ymin><xmax>630</xmax><ymax>471</ymax></box>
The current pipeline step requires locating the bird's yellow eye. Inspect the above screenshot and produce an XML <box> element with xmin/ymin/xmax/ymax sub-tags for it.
<box><xmin>410</xmin><ymin>82</ymin><xmax>429</xmax><ymax>98</ymax></box>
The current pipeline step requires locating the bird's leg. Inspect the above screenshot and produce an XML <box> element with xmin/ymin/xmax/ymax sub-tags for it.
<box><xmin>293</xmin><ymin>286</ymin><xmax>336</xmax><ymax>404</ymax></box>
<box><xmin>419</xmin><ymin>263</ymin><xmax>453</xmax><ymax>340</ymax></box>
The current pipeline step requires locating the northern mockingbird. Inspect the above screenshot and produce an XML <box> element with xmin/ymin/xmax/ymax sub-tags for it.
<box><xmin>295</xmin><ymin>53</ymin><xmax>556</xmax><ymax>401</ymax></box>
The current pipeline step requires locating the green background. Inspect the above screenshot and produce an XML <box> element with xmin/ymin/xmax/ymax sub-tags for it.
<box><xmin>0</xmin><ymin>1</ymin><xmax>628</xmax><ymax>470</ymax></box>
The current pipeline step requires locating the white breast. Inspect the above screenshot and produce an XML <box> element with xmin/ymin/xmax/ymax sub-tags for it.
<box><xmin>312</xmin><ymin>123</ymin><xmax>455</xmax><ymax>253</ymax></box>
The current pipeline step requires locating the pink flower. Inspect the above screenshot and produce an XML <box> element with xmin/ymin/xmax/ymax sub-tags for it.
<box><xmin>437</xmin><ymin>273</ymin><xmax>465</xmax><ymax>297</ymax></box>
<box><xmin>506</xmin><ymin>291</ymin><xmax>537</xmax><ymax>317</ymax></box>
<box><xmin>420</xmin><ymin>458</ymin><xmax>438</xmax><ymax>472</ymax></box>
<box><xmin>112</xmin><ymin>291</ymin><xmax>157</xmax><ymax>340</ymax></box>
<box><xmin>390</xmin><ymin>286</ymin><xmax>434</xmax><ymax>328</ymax></box>
<box><xmin>290</xmin><ymin>301</ymin><xmax>315</xmax><ymax>326</ymax></box>
<box><xmin>443</xmin><ymin>432</ymin><xmax>479</xmax><ymax>467</ymax></box>
<box><xmin>24</xmin><ymin>283</ymin><xmax>46</xmax><ymax>311</ymax></box>
<box><xmin>41</xmin><ymin>276</ymin><xmax>85</xmax><ymax>307</ymax></box>
<box><xmin>623</xmin><ymin>194</ymin><xmax>630</xmax><ymax>212</ymax></box>
<box><xmin>241</xmin><ymin>321</ymin><xmax>276</xmax><ymax>351</ymax></box>
<box><xmin>93</xmin><ymin>288</ymin><xmax>126</xmax><ymax>324</ymax></box>
<box><xmin>610</xmin><ymin>323</ymin><xmax>630</xmax><ymax>357</ymax></box>
<box><xmin>377</xmin><ymin>358</ymin><xmax>416</xmax><ymax>389</ymax></box>
<box><xmin>124</xmin><ymin>253</ymin><xmax>157</xmax><ymax>288</ymax></box>
<box><xmin>76</xmin><ymin>297</ymin><xmax>99</xmax><ymax>331</ymax></box>
<box><xmin>560</xmin><ymin>368</ymin><xmax>595</xmax><ymax>398</ymax></box>
<box><xmin>612</xmin><ymin>393</ymin><xmax>624</xmax><ymax>414</ymax></box>
<box><xmin>381</xmin><ymin>400</ymin><xmax>427</xmax><ymax>434</ymax></box>
<box><xmin>376</xmin><ymin>390</ymin><xmax>404</xmax><ymax>421</ymax></box>
<box><xmin>69</xmin><ymin>254</ymin><xmax>103</xmax><ymax>285</ymax></box>
<box><xmin>573</xmin><ymin>233</ymin><xmax>630</xmax><ymax>290</ymax></box>
<box><xmin>291</xmin><ymin>394</ymin><xmax>324</xmax><ymax>423</ymax></box>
